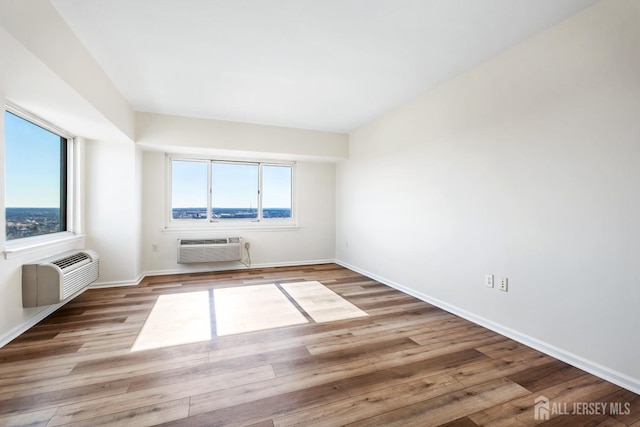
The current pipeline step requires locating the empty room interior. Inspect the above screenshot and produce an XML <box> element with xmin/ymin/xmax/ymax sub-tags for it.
<box><xmin>1</xmin><ymin>0</ymin><xmax>640</xmax><ymax>425</ymax></box>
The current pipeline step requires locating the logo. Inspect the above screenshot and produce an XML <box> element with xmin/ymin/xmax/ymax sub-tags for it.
<box><xmin>534</xmin><ymin>396</ymin><xmax>550</xmax><ymax>421</ymax></box>
<box><xmin>533</xmin><ymin>395</ymin><xmax>631</xmax><ymax>420</ymax></box>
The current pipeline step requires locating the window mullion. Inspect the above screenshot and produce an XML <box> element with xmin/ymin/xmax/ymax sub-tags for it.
<box><xmin>208</xmin><ymin>161</ymin><xmax>213</xmax><ymax>222</ymax></box>
<box><xmin>59</xmin><ymin>137</ymin><xmax>68</xmax><ymax>233</ymax></box>
<box><xmin>258</xmin><ymin>163</ymin><xmax>263</xmax><ymax>221</ymax></box>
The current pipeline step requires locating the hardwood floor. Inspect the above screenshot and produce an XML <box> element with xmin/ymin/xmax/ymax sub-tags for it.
<box><xmin>0</xmin><ymin>264</ymin><xmax>638</xmax><ymax>426</ymax></box>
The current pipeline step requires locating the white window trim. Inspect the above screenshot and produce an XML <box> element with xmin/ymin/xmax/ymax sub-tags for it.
<box><xmin>6</xmin><ymin>102</ymin><xmax>73</xmax><ymax>140</ymax></box>
<box><xmin>3</xmin><ymin>103</ymin><xmax>83</xmax><ymax>258</ymax></box>
<box><xmin>3</xmin><ymin>233</ymin><xmax>85</xmax><ymax>260</ymax></box>
<box><xmin>164</xmin><ymin>154</ymin><xmax>298</xmax><ymax>231</ymax></box>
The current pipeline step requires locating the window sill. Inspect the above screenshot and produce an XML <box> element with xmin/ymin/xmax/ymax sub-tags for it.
<box><xmin>163</xmin><ymin>222</ymin><xmax>299</xmax><ymax>233</ymax></box>
<box><xmin>3</xmin><ymin>232</ymin><xmax>85</xmax><ymax>260</ymax></box>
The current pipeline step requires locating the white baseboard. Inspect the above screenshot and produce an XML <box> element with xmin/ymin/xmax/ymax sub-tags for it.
<box><xmin>336</xmin><ymin>259</ymin><xmax>640</xmax><ymax>395</ymax></box>
<box><xmin>242</xmin><ymin>259</ymin><xmax>335</xmax><ymax>269</ymax></box>
<box><xmin>91</xmin><ymin>275</ymin><xmax>144</xmax><ymax>288</ymax></box>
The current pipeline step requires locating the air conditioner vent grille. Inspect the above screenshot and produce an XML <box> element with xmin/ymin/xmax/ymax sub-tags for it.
<box><xmin>177</xmin><ymin>237</ymin><xmax>242</xmax><ymax>263</ymax></box>
<box><xmin>52</xmin><ymin>252</ymin><xmax>90</xmax><ymax>269</ymax></box>
<box><xmin>180</xmin><ymin>239</ymin><xmax>229</xmax><ymax>245</ymax></box>
<box><xmin>22</xmin><ymin>249</ymin><xmax>99</xmax><ymax>308</ymax></box>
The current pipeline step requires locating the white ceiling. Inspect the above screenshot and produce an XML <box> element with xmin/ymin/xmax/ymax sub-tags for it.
<box><xmin>51</xmin><ymin>0</ymin><xmax>598</xmax><ymax>133</ymax></box>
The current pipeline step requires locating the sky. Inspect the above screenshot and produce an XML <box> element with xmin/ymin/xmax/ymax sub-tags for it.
<box><xmin>172</xmin><ymin>160</ymin><xmax>291</xmax><ymax>209</ymax></box>
<box><xmin>262</xmin><ymin>164</ymin><xmax>292</xmax><ymax>209</ymax></box>
<box><xmin>4</xmin><ymin>111</ymin><xmax>62</xmax><ymax>208</ymax></box>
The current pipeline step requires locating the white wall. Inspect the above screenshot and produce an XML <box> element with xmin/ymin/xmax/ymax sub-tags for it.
<box><xmin>337</xmin><ymin>0</ymin><xmax>640</xmax><ymax>391</ymax></box>
<box><xmin>85</xmin><ymin>139</ymin><xmax>142</xmax><ymax>285</ymax></box>
<box><xmin>135</xmin><ymin>147</ymin><xmax>144</xmax><ymax>277</ymax></box>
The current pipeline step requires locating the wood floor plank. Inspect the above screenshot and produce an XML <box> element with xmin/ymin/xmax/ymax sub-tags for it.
<box><xmin>447</xmin><ymin>349</ymin><xmax>553</xmax><ymax>388</ymax></box>
<box><xmin>272</xmin><ymin>372</ymin><xmax>463</xmax><ymax>426</ymax></box>
<box><xmin>0</xmin><ymin>263</ymin><xmax>635</xmax><ymax>426</ymax></box>
<box><xmin>0</xmin><ymin>377</ymin><xmax>132</xmax><ymax>417</ymax></box>
<box><xmin>536</xmin><ymin>412</ymin><xmax>613</xmax><ymax>426</ymax></box>
<box><xmin>47</xmin><ymin>365</ymin><xmax>276</xmax><ymax>426</ymax></box>
<box><xmin>65</xmin><ymin>397</ymin><xmax>190</xmax><ymax>427</ymax></box>
<box><xmin>363</xmin><ymin>301</ymin><xmax>430</xmax><ymax>317</ymax></box>
<box><xmin>188</xmin><ymin>357</ymin><xmax>380</xmax><ymax>417</ymax></box>
<box><xmin>0</xmin><ymin>353</ymin><xmax>211</xmax><ymax>399</ymax></box>
<box><xmin>506</xmin><ymin>359</ymin><xmax>587</xmax><ymax>393</ymax></box>
<box><xmin>475</xmin><ymin>339</ymin><xmax>536</xmax><ymax>358</ymax></box>
<box><xmin>599</xmin><ymin>388</ymin><xmax>640</xmax><ymax>425</ymax></box>
<box><xmin>304</xmin><ymin>321</ymin><xmax>433</xmax><ymax>355</ymax></box>
<box><xmin>0</xmin><ymin>343</ymin><xmax>82</xmax><ymax>363</ymax></box>
<box><xmin>440</xmin><ymin>417</ymin><xmax>481</xmax><ymax>427</ymax></box>
<box><xmin>0</xmin><ymin>362</ymin><xmax>76</xmax><ymax>386</ymax></box>
<box><xmin>347</xmin><ymin>312</ymin><xmax>443</xmax><ymax>336</ymax></box>
<box><xmin>273</xmin><ymin>337</ymin><xmax>419</xmax><ymax>377</ymax></box>
<box><xmin>346</xmin><ymin>377</ymin><xmax>530</xmax><ymax>427</ymax></box>
<box><xmin>0</xmin><ymin>407</ymin><xmax>58</xmax><ymax>427</ymax></box>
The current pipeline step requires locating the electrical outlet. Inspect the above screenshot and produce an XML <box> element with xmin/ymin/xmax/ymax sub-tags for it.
<box><xmin>485</xmin><ymin>274</ymin><xmax>494</xmax><ymax>288</ymax></box>
<box><xmin>499</xmin><ymin>276</ymin><xmax>508</xmax><ymax>292</ymax></box>
<box><xmin>244</xmin><ymin>241</ymin><xmax>250</xmax><ymax>250</ymax></box>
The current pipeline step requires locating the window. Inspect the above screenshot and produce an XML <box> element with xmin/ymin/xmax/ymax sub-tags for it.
<box><xmin>171</xmin><ymin>160</ymin><xmax>208</xmax><ymax>219</ymax></box>
<box><xmin>4</xmin><ymin>109</ymin><xmax>70</xmax><ymax>241</ymax></box>
<box><xmin>170</xmin><ymin>158</ymin><xmax>293</xmax><ymax>223</ymax></box>
<box><xmin>212</xmin><ymin>162</ymin><xmax>259</xmax><ymax>219</ymax></box>
<box><xmin>262</xmin><ymin>165</ymin><xmax>292</xmax><ymax>219</ymax></box>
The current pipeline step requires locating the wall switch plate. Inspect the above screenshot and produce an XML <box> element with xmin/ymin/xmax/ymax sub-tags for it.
<box><xmin>499</xmin><ymin>277</ymin><xmax>508</xmax><ymax>292</ymax></box>
<box><xmin>485</xmin><ymin>274</ymin><xmax>494</xmax><ymax>288</ymax></box>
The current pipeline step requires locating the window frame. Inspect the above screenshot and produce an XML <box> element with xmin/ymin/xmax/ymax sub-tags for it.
<box><xmin>166</xmin><ymin>154</ymin><xmax>296</xmax><ymax>230</ymax></box>
<box><xmin>4</xmin><ymin>104</ymin><xmax>76</xmax><ymax>248</ymax></box>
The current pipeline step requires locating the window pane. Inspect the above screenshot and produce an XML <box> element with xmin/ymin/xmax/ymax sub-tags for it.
<box><xmin>212</xmin><ymin>163</ymin><xmax>258</xmax><ymax>219</ymax></box>
<box><xmin>262</xmin><ymin>165</ymin><xmax>292</xmax><ymax>219</ymax></box>
<box><xmin>5</xmin><ymin>111</ymin><xmax>66</xmax><ymax>240</ymax></box>
<box><xmin>172</xmin><ymin>160</ymin><xmax>208</xmax><ymax>219</ymax></box>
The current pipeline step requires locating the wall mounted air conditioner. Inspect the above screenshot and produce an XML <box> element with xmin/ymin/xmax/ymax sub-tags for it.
<box><xmin>177</xmin><ymin>237</ymin><xmax>242</xmax><ymax>263</ymax></box>
<box><xmin>22</xmin><ymin>249</ymin><xmax>99</xmax><ymax>307</ymax></box>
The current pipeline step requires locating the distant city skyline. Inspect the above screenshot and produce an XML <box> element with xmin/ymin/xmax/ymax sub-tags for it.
<box><xmin>172</xmin><ymin>207</ymin><xmax>291</xmax><ymax>220</ymax></box>
<box><xmin>5</xmin><ymin>207</ymin><xmax>62</xmax><ymax>240</ymax></box>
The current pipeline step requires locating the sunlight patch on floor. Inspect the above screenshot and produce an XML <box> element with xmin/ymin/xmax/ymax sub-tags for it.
<box><xmin>281</xmin><ymin>281</ymin><xmax>368</xmax><ymax>322</ymax></box>
<box><xmin>131</xmin><ymin>290</ymin><xmax>212</xmax><ymax>352</ymax></box>
<box><xmin>214</xmin><ymin>284</ymin><xmax>309</xmax><ymax>336</ymax></box>
<box><xmin>131</xmin><ymin>281</ymin><xmax>368</xmax><ymax>351</ymax></box>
